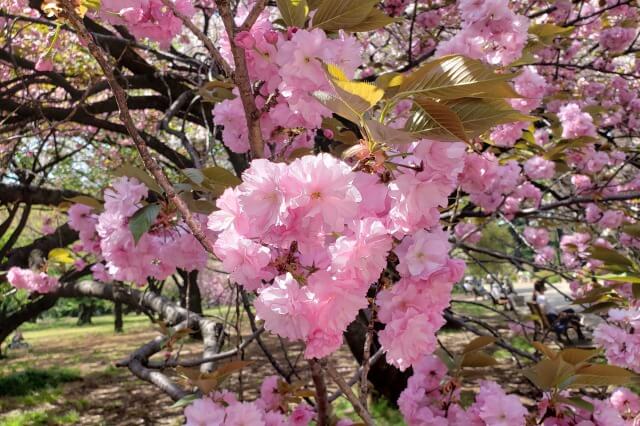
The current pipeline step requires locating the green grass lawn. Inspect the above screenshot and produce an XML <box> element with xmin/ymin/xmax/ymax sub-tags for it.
<box><xmin>0</xmin><ymin>306</ymin><xmax>405</xmax><ymax>425</ymax></box>
<box><xmin>19</xmin><ymin>314</ymin><xmax>151</xmax><ymax>342</ymax></box>
<box><xmin>18</xmin><ymin>306</ymin><xmax>229</xmax><ymax>343</ymax></box>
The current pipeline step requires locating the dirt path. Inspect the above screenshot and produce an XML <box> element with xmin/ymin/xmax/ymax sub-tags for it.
<box><xmin>0</xmin><ymin>301</ymin><xmax>549</xmax><ymax>425</ymax></box>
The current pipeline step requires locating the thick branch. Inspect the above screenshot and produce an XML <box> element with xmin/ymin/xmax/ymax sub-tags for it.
<box><xmin>62</xmin><ymin>2</ymin><xmax>215</xmax><ymax>255</ymax></box>
<box><xmin>325</xmin><ymin>361</ymin><xmax>374</xmax><ymax>426</ymax></box>
<box><xmin>309</xmin><ymin>359</ymin><xmax>331</xmax><ymax>426</ymax></box>
<box><xmin>2</xmin><ymin>224</ymin><xmax>78</xmax><ymax>270</ymax></box>
<box><xmin>216</xmin><ymin>0</ymin><xmax>264</xmax><ymax>158</ymax></box>
<box><xmin>0</xmin><ymin>183</ymin><xmax>84</xmax><ymax>206</ymax></box>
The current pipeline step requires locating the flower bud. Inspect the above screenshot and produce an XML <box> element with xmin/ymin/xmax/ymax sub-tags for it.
<box><xmin>264</xmin><ymin>30</ymin><xmax>278</xmax><ymax>45</ymax></box>
<box><xmin>234</xmin><ymin>31</ymin><xmax>255</xmax><ymax>49</ymax></box>
<box><xmin>35</xmin><ymin>56</ymin><xmax>53</xmax><ymax>72</ymax></box>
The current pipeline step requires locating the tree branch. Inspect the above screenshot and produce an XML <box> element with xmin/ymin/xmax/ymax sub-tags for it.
<box><xmin>61</xmin><ymin>1</ymin><xmax>216</xmax><ymax>255</ymax></box>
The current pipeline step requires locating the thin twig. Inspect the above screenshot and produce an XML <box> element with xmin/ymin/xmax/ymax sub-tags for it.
<box><xmin>61</xmin><ymin>1</ymin><xmax>217</xmax><ymax>256</ymax></box>
<box><xmin>309</xmin><ymin>359</ymin><xmax>331</xmax><ymax>426</ymax></box>
<box><xmin>325</xmin><ymin>361</ymin><xmax>375</xmax><ymax>426</ymax></box>
<box><xmin>160</xmin><ymin>0</ymin><xmax>232</xmax><ymax>76</ymax></box>
<box><xmin>216</xmin><ymin>0</ymin><xmax>264</xmax><ymax>158</ymax></box>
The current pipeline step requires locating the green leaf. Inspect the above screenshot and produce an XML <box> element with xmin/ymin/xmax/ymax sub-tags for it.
<box><xmin>326</xmin><ymin>63</ymin><xmax>349</xmax><ymax>81</ymax></box>
<box><xmin>276</xmin><ymin>0</ymin><xmax>308</xmax><ymax>27</ymax></box>
<box><xmin>523</xmin><ymin>357</ymin><xmax>575</xmax><ymax>390</ymax></box>
<box><xmin>182</xmin><ymin>167</ymin><xmax>240</xmax><ymax>196</ymax></box>
<box><xmin>182</xmin><ymin>168</ymin><xmax>205</xmax><ymax>185</ymax></box>
<box><xmin>65</xmin><ymin>195</ymin><xmax>103</xmax><ymax>210</ymax></box>
<box><xmin>318</xmin><ymin>64</ymin><xmax>385</xmax><ymax>122</ymax></box>
<box><xmin>560</xmin><ymin>348</ymin><xmax>599</xmax><ymax>365</ymax></box>
<box><xmin>557</xmin><ymin>396</ymin><xmax>594</xmax><ymax>412</ymax></box>
<box><xmin>170</xmin><ymin>394</ymin><xmax>199</xmax><ymax>409</ymax></box>
<box><xmin>582</xmin><ymin>301</ymin><xmax>619</xmax><ymax>314</ymax></box>
<box><xmin>572</xmin><ymin>286</ymin><xmax>611</xmax><ymax>304</ymax></box>
<box><xmin>529</xmin><ymin>23</ymin><xmax>574</xmax><ymax>45</ymax></box>
<box><xmin>311</xmin><ymin>0</ymin><xmax>377</xmax><ymax>31</ymax></box>
<box><xmin>324</xmin><ymin>64</ymin><xmax>384</xmax><ymax>116</ymax></box>
<box><xmin>129</xmin><ymin>203</ymin><xmax>161</xmax><ymax>244</ymax></box>
<box><xmin>622</xmin><ymin>223</ymin><xmax>640</xmax><ymax>238</ymax></box>
<box><xmin>568</xmin><ymin>365</ymin><xmax>638</xmax><ymax>388</ymax></box>
<box><xmin>460</xmin><ymin>351</ymin><xmax>497</xmax><ymax>368</ymax></box>
<box><xmin>543</xmin><ymin>137</ymin><xmax>596</xmax><ymax>160</ymax></box>
<box><xmin>529</xmin><ymin>23</ymin><xmax>574</xmax><ymax>38</ymax></box>
<box><xmin>314</xmin><ymin>91</ymin><xmax>361</xmax><ymax>123</ymax></box>
<box><xmin>345</xmin><ymin>7</ymin><xmax>398</xmax><ymax>32</ymax></box>
<box><xmin>407</xmin><ymin>97</ymin><xmax>468</xmax><ymax>142</ymax></box>
<box><xmin>114</xmin><ymin>164</ymin><xmax>163</xmax><ymax>195</ymax></box>
<box><xmin>434</xmin><ymin>348</ymin><xmax>455</xmax><ymax>371</ymax></box>
<box><xmin>48</xmin><ymin>248</ymin><xmax>74</xmax><ymax>264</ymax></box>
<box><xmin>589</xmin><ymin>246</ymin><xmax>633</xmax><ymax>267</ymax></box>
<box><xmin>333</xmin><ymin>80</ymin><xmax>384</xmax><ymax>109</ymax></box>
<box><xmin>532</xmin><ymin>341</ymin><xmax>557</xmax><ymax>359</ymax></box>
<box><xmin>375</xmin><ymin>72</ymin><xmax>404</xmax><ymax>90</ymax></box>
<box><xmin>201</xmin><ymin>167</ymin><xmax>242</xmax><ymax>188</ymax></box>
<box><xmin>410</xmin><ymin>98</ymin><xmax>533</xmax><ymax>139</ymax></box>
<box><xmin>397</xmin><ymin>55</ymin><xmax>520</xmax><ymax>99</ymax></box>
<box><xmin>462</xmin><ymin>336</ymin><xmax>496</xmax><ymax>354</ymax></box>
<box><xmin>509</xmin><ymin>48</ymin><xmax>538</xmax><ymax>67</ymax></box>
<box><xmin>597</xmin><ymin>273</ymin><xmax>640</xmax><ymax>284</ymax></box>
<box><xmin>366</xmin><ymin>120</ymin><xmax>417</xmax><ymax>145</ymax></box>
<box><xmin>180</xmin><ymin>194</ymin><xmax>216</xmax><ymax>215</ymax></box>
<box><xmin>198</xmin><ymin>80</ymin><xmax>236</xmax><ymax>103</ymax></box>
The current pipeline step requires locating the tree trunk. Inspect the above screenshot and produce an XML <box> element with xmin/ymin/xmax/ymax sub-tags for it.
<box><xmin>77</xmin><ymin>302</ymin><xmax>94</xmax><ymax>325</ymax></box>
<box><xmin>0</xmin><ymin>294</ymin><xmax>58</xmax><ymax>351</ymax></box>
<box><xmin>114</xmin><ymin>301</ymin><xmax>123</xmax><ymax>333</ymax></box>
<box><xmin>343</xmin><ymin>310</ymin><xmax>411</xmax><ymax>405</ymax></box>
<box><xmin>178</xmin><ymin>270</ymin><xmax>203</xmax><ymax>315</ymax></box>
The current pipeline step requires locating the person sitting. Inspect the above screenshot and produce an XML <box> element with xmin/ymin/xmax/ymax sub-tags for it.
<box><xmin>8</xmin><ymin>330</ymin><xmax>29</xmax><ymax>350</ymax></box>
<box><xmin>462</xmin><ymin>276</ymin><xmax>475</xmax><ymax>295</ymax></box>
<box><xmin>490</xmin><ymin>280</ymin><xmax>515</xmax><ymax>311</ymax></box>
<box><xmin>532</xmin><ymin>280</ymin><xmax>586</xmax><ymax>342</ymax></box>
<box><xmin>472</xmin><ymin>277</ymin><xmax>488</xmax><ymax>300</ymax></box>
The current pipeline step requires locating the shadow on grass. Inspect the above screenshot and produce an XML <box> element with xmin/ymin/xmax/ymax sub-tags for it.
<box><xmin>0</xmin><ymin>368</ymin><xmax>81</xmax><ymax>397</ymax></box>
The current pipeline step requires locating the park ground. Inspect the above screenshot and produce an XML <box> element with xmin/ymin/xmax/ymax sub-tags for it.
<box><xmin>0</xmin><ymin>294</ymin><xmax>560</xmax><ymax>426</ymax></box>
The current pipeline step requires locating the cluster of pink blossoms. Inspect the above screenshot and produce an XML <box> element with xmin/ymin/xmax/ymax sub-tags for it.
<box><xmin>536</xmin><ymin>389</ymin><xmax>640</xmax><ymax>425</ymax></box>
<box><xmin>522</xmin><ymin>227</ymin><xmax>555</xmax><ymax>265</ymax></box>
<box><xmin>594</xmin><ymin>307</ymin><xmax>640</xmax><ymax>374</ymax></box>
<box><xmin>184</xmin><ymin>376</ymin><xmax>318</xmax><ymax>426</ymax></box>
<box><xmin>436</xmin><ymin>0</ymin><xmax>529</xmax><ymax>66</ymax></box>
<box><xmin>558</xmin><ymin>103</ymin><xmax>597</xmax><ymax>140</ymax></box>
<box><xmin>524</xmin><ymin>156</ymin><xmax>556</xmax><ymax>180</ymax></box>
<box><xmin>214</xmin><ymin>19</ymin><xmax>360</xmax><ymax>155</ymax></box>
<box><xmin>98</xmin><ymin>0</ymin><xmax>195</xmax><ymax>48</ymax></box>
<box><xmin>67</xmin><ymin>177</ymin><xmax>208</xmax><ymax>285</ymax></box>
<box><xmin>6</xmin><ymin>267</ymin><xmax>59</xmax><ymax>294</ymax></box>
<box><xmin>599</xmin><ymin>27</ymin><xmax>637</xmax><ymax>53</ymax></box>
<box><xmin>460</xmin><ymin>152</ymin><xmax>541</xmax><ymax>217</ymax></box>
<box><xmin>398</xmin><ymin>355</ymin><xmax>528</xmax><ymax>425</ymax></box>
<box><xmin>585</xmin><ymin>204</ymin><xmax>626</xmax><ymax>229</ymax></box>
<box><xmin>208</xmin><ymin>145</ymin><xmax>464</xmax><ymax>369</ymax></box>
<box><xmin>454</xmin><ymin>222</ymin><xmax>481</xmax><ymax>244</ymax></box>
<box><xmin>399</xmin><ymin>355</ymin><xmax>640</xmax><ymax>425</ymax></box>
<box><xmin>491</xmin><ymin>67</ymin><xmax>547</xmax><ymax>148</ymax></box>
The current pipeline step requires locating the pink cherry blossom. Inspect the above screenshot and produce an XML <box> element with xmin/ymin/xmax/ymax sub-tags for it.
<box><xmin>558</xmin><ymin>103</ymin><xmax>597</xmax><ymax>139</ymax></box>
<box><xmin>524</xmin><ymin>156</ymin><xmax>556</xmax><ymax>180</ymax></box>
<box><xmin>7</xmin><ymin>267</ymin><xmax>59</xmax><ymax>294</ymax></box>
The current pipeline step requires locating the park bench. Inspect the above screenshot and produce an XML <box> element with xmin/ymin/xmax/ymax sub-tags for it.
<box><xmin>527</xmin><ymin>301</ymin><xmax>586</xmax><ymax>344</ymax></box>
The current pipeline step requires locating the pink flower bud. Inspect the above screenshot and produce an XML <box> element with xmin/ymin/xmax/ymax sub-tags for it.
<box><xmin>322</xmin><ymin>129</ymin><xmax>334</xmax><ymax>139</ymax></box>
<box><xmin>286</xmin><ymin>27</ymin><xmax>298</xmax><ymax>40</ymax></box>
<box><xmin>264</xmin><ymin>30</ymin><xmax>278</xmax><ymax>45</ymax></box>
<box><xmin>35</xmin><ymin>57</ymin><xmax>53</xmax><ymax>72</ymax></box>
<box><xmin>234</xmin><ymin>31</ymin><xmax>255</xmax><ymax>49</ymax></box>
